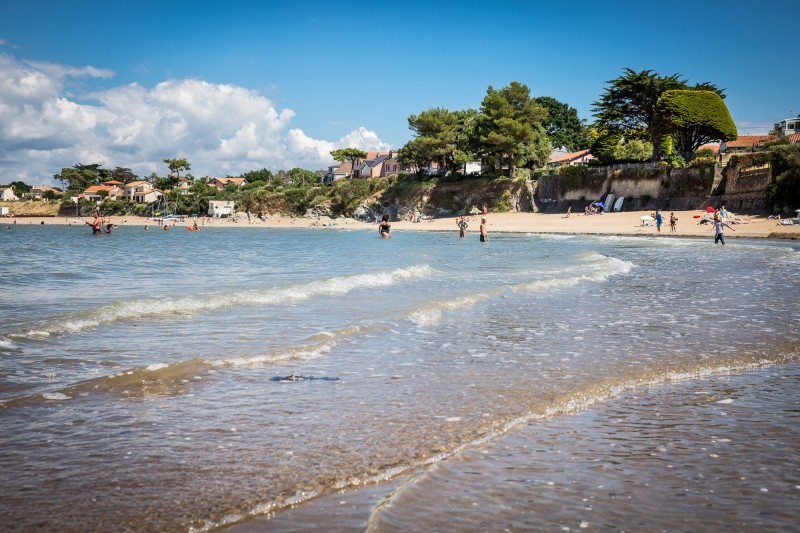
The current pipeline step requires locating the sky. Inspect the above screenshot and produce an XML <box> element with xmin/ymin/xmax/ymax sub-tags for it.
<box><xmin>1</xmin><ymin>0</ymin><xmax>797</xmax><ymax>186</ymax></box>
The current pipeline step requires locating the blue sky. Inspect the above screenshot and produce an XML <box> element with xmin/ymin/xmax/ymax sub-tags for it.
<box><xmin>1</xmin><ymin>0</ymin><xmax>797</xmax><ymax>185</ymax></box>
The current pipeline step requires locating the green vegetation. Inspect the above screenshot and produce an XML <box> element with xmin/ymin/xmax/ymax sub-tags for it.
<box><xmin>592</xmin><ymin>68</ymin><xmax>725</xmax><ymax>161</ymax></box>
<box><xmin>656</xmin><ymin>90</ymin><xmax>737</xmax><ymax>160</ymax></box>
<box><xmin>765</xmin><ymin>145</ymin><xmax>800</xmax><ymax>212</ymax></box>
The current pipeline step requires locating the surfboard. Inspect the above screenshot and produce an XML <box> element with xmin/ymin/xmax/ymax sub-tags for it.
<box><xmin>613</xmin><ymin>196</ymin><xmax>624</xmax><ymax>212</ymax></box>
<box><xmin>605</xmin><ymin>194</ymin><xmax>615</xmax><ymax>212</ymax></box>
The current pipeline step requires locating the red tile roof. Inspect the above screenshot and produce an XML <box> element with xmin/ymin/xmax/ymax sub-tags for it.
<box><xmin>697</xmin><ymin>144</ymin><xmax>720</xmax><ymax>154</ymax></box>
<box><xmin>786</xmin><ymin>133</ymin><xmax>800</xmax><ymax>144</ymax></box>
<box><xmin>724</xmin><ymin>135</ymin><xmax>777</xmax><ymax>148</ymax></box>
<box><xmin>550</xmin><ymin>149</ymin><xmax>592</xmax><ymax>163</ymax></box>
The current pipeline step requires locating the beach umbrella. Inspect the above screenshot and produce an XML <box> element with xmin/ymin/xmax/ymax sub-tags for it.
<box><xmin>706</xmin><ymin>206</ymin><xmax>716</xmax><ymax>213</ymax></box>
<box><xmin>639</xmin><ymin>215</ymin><xmax>654</xmax><ymax>221</ymax></box>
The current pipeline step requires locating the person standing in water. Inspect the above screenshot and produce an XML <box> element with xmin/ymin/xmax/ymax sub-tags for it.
<box><xmin>86</xmin><ymin>211</ymin><xmax>102</xmax><ymax>235</ymax></box>
<box><xmin>379</xmin><ymin>214</ymin><xmax>391</xmax><ymax>238</ymax></box>
<box><xmin>457</xmin><ymin>216</ymin><xmax>468</xmax><ymax>238</ymax></box>
<box><xmin>712</xmin><ymin>217</ymin><xmax>735</xmax><ymax>244</ymax></box>
<box><xmin>479</xmin><ymin>217</ymin><xmax>488</xmax><ymax>242</ymax></box>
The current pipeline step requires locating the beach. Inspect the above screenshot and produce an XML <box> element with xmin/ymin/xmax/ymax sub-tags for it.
<box><xmin>1</xmin><ymin>217</ymin><xmax>798</xmax><ymax>532</ymax></box>
<box><xmin>8</xmin><ymin>209</ymin><xmax>800</xmax><ymax>239</ymax></box>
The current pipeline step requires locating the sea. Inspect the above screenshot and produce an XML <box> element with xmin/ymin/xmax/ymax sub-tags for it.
<box><xmin>0</xmin><ymin>222</ymin><xmax>798</xmax><ymax>532</ymax></box>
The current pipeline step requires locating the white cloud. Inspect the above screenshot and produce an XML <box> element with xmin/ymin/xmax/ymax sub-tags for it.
<box><xmin>0</xmin><ymin>54</ymin><xmax>392</xmax><ymax>186</ymax></box>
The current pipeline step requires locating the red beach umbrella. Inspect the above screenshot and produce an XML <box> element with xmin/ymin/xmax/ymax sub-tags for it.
<box><xmin>706</xmin><ymin>206</ymin><xmax>716</xmax><ymax>213</ymax></box>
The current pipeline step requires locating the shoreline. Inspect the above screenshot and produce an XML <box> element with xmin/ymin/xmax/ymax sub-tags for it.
<box><xmin>6</xmin><ymin>210</ymin><xmax>799</xmax><ymax>239</ymax></box>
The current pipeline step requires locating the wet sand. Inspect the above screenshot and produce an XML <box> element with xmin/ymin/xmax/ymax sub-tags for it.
<box><xmin>8</xmin><ymin>210</ymin><xmax>800</xmax><ymax>239</ymax></box>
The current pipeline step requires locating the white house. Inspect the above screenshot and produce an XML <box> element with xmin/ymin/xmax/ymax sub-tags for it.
<box><xmin>777</xmin><ymin>117</ymin><xmax>800</xmax><ymax>138</ymax></box>
<box><xmin>208</xmin><ymin>200</ymin><xmax>235</xmax><ymax>218</ymax></box>
<box><xmin>0</xmin><ymin>187</ymin><xmax>19</xmax><ymax>201</ymax></box>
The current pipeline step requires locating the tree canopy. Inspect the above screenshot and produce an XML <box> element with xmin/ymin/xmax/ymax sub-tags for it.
<box><xmin>592</xmin><ymin>68</ymin><xmax>725</xmax><ymax>160</ymax></box>
<box><xmin>656</xmin><ymin>90</ymin><xmax>737</xmax><ymax>160</ymax></box>
<box><xmin>163</xmin><ymin>158</ymin><xmax>191</xmax><ymax>178</ymax></box>
<box><xmin>534</xmin><ymin>96</ymin><xmax>589</xmax><ymax>152</ymax></box>
<box><xmin>475</xmin><ymin>82</ymin><xmax>551</xmax><ymax>175</ymax></box>
<box><xmin>330</xmin><ymin>148</ymin><xmax>368</xmax><ymax>177</ymax></box>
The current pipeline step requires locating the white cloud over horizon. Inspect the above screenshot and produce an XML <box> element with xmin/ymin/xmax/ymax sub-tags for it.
<box><xmin>0</xmin><ymin>54</ymin><xmax>391</xmax><ymax>186</ymax></box>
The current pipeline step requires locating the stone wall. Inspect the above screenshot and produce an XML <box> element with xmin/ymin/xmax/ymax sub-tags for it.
<box><xmin>718</xmin><ymin>163</ymin><xmax>771</xmax><ymax>212</ymax></box>
<box><xmin>534</xmin><ymin>163</ymin><xmax>715</xmax><ymax>213</ymax></box>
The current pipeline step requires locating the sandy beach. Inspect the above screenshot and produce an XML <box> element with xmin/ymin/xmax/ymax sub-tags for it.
<box><xmin>9</xmin><ymin>210</ymin><xmax>800</xmax><ymax>239</ymax></box>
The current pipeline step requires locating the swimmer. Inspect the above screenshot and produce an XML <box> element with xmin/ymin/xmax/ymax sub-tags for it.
<box><xmin>378</xmin><ymin>214</ymin><xmax>391</xmax><ymax>238</ymax></box>
<box><xmin>479</xmin><ymin>217</ymin><xmax>488</xmax><ymax>242</ymax></box>
<box><xmin>86</xmin><ymin>212</ymin><xmax>102</xmax><ymax>235</ymax></box>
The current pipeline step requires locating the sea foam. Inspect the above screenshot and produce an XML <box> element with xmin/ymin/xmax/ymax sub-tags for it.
<box><xmin>14</xmin><ymin>264</ymin><xmax>435</xmax><ymax>337</ymax></box>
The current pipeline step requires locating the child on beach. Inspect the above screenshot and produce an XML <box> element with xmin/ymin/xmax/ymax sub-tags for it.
<box><xmin>670</xmin><ymin>212</ymin><xmax>677</xmax><ymax>232</ymax></box>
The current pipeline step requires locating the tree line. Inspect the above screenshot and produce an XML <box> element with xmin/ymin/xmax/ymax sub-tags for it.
<box><xmin>392</xmin><ymin>69</ymin><xmax>738</xmax><ymax>177</ymax></box>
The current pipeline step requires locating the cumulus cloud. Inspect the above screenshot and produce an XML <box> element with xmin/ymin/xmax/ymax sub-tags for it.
<box><xmin>0</xmin><ymin>54</ymin><xmax>392</xmax><ymax>185</ymax></box>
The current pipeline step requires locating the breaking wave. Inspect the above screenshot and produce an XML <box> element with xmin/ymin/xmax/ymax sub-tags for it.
<box><xmin>408</xmin><ymin>253</ymin><xmax>633</xmax><ymax>325</ymax></box>
<box><xmin>11</xmin><ymin>265</ymin><xmax>435</xmax><ymax>338</ymax></box>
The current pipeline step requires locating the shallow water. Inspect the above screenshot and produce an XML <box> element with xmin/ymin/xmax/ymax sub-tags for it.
<box><xmin>0</xmin><ymin>224</ymin><xmax>798</xmax><ymax>531</ymax></box>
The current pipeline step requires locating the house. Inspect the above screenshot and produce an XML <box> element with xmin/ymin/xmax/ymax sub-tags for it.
<box><xmin>123</xmin><ymin>181</ymin><xmax>163</xmax><ymax>203</ymax></box>
<box><xmin>775</xmin><ymin>117</ymin><xmax>800</xmax><ymax>138</ymax></box>
<box><xmin>323</xmin><ymin>162</ymin><xmax>353</xmax><ymax>184</ymax></box>
<box><xmin>785</xmin><ymin>133</ymin><xmax>800</xmax><ymax>145</ymax></box>
<box><xmin>548</xmin><ymin>149</ymin><xmax>595</xmax><ymax>168</ymax></box>
<box><xmin>174</xmin><ymin>177</ymin><xmax>193</xmax><ymax>195</ymax></box>
<box><xmin>358</xmin><ymin>154</ymin><xmax>392</xmax><ymax>179</ymax></box>
<box><xmin>102</xmin><ymin>180</ymin><xmax>125</xmax><ymax>187</ymax></box>
<box><xmin>83</xmin><ymin>185</ymin><xmax>123</xmax><ymax>204</ymax></box>
<box><xmin>208</xmin><ymin>200</ymin><xmax>235</xmax><ymax>218</ymax></box>
<box><xmin>25</xmin><ymin>186</ymin><xmax>64</xmax><ymax>200</ymax></box>
<box><xmin>0</xmin><ymin>187</ymin><xmax>19</xmax><ymax>201</ymax></box>
<box><xmin>207</xmin><ymin>177</ymin><xmax>247</xmax><ymax>190</ymax></box>
<box><xmin>720</xmin><ymin>135</ymin><xmax>778</xmax><ymax>153</ymax></box>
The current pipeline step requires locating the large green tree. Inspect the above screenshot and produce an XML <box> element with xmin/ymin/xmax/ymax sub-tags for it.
<box><xmin>534</xmin><ymin>96</ymin><xmax>589</xmax><ymax>152</ymax></box>
<box><xmin>592</xmin><ymin>68</ymin><xmax>725</xmax><ymax>161</ymax></box>
<box><xmin>110</xmin><ymin>167</ymin><xmax>138</xmax><ymax>184</ymax></box>
<box><xmin>330</xmin><ymin>148</ymin><xmax>368</xmax><ymax>178</ymax></box>
<box><xmin>399</xmin><ymin>107</ymin><xmax>477</xmax><ymax>176</ymax></box>
<box><xmin>656</xmin><ymin>90</ymin><xmax>737</xmax><ymax>160</ymax></box>
<box><xmin>475</xmin><ymin>82</ymin><xmax>550</xmax><ymax>176</ymax></box>
<box><xmin>53</xmin><ymin>163</ymin><xmax>107</xmax><ymax>191</ymax></box>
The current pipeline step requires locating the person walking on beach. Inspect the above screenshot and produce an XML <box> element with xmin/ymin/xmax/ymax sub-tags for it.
<box><xmin>712</xmin><ymin>218</ymin><xmax>735</xmax><ymax>245</ymax></box>
<box><xmin>655</xmin><ymin>210</ymin><xmax>663</xmax><ymax>234</ymax></box>
<box><xmin>457</xmin><ymin>216</ymin><xmax>468</xmax><ymax>238</ymax></box>
<box><xmin>378</xmin><ymin>214</ymin><xmax>391</xmax><ymax>238</ymax></box>
<box><xmin>670</xmin><ymin>212</ymin><xmax>677</xmax><ymax>233</ymax></box>
<box><xmin>479</xmin><ymin>217</ymin><xmax>488</xmax><ymax>242</ymax></box>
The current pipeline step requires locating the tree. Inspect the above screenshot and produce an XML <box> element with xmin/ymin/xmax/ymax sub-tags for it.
<box><xmin>656</xmin><ymin>90</ymin><xmax>737</xmax><ymax>160</ymax></box>
<box><xmin>53</xmin><ymin>163</ymin><xmax>106</xmax><ymax>191</ymax></box>
<box><xmin>614</xmin><ymin>139</ymin><xmax>653</xmax><ymax>161</ymax></box>
<box><xmin>403</xmin><ymin>107</ymin><xmax>459</xmax><ymax>176</ymax></box>
<box><xmin>534</xmin><ymin>96</ymin><xmax>589</xmax><ymax>152</ymax></box>
<box><xmin>330</xmin><ymin>148</ymin><xmax>368</xmax><ymax>178</ymax></box>
<box><xmin>111</xmin><ymin>167</ymin><xmax>138</xmax><ymax>184</ymax></box>
<box><xmin>765</xmin><ymin>145</ymin><xmax>800</xmax><ymax>212</ymax></box>
<box><xmin>475</xmin><ymin>82</ymin><xmax>550</xmax><ymax>176</ymax></box>
<box><xmin>287</xmin><ymin>168</ymin><xmax>318</xmax><ymax>187</ymax></box>
<box><xmin>588</xmin><ymin>128</ymin><xmax>622</xmax><ymax>164</ymax></box>
<box><xmin>163</xmin><ymin>158</ymin><xmax>191</xmax><ymax>178</ymax></box>
<box><xmin>592</xmin><ymin>68</ymin><xmax>725</xmax><ymax>161</ymax></box>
